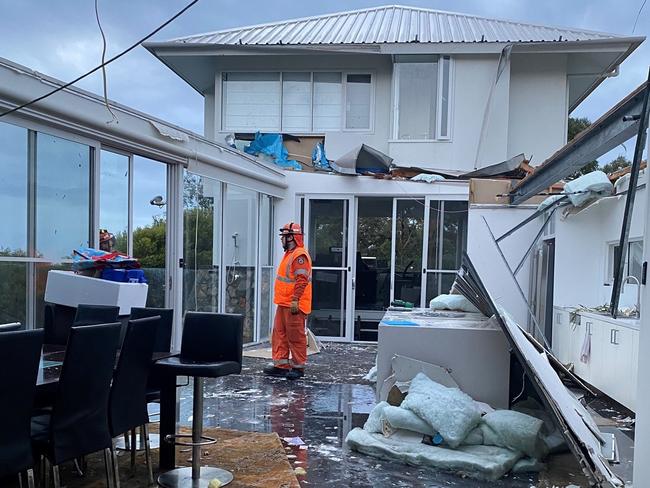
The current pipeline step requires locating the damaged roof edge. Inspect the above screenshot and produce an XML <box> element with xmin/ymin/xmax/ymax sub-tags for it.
<box><xmin>510</xmin><ymin>80</ymin><xmax>649</xmax><ymax>205</ymax></box>
<box><xmin>457</xmin><ymin>253</ymin><xmax>623</xmax><ymax>487</ymax></box>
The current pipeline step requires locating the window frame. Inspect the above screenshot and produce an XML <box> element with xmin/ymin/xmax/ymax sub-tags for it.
<box><xmin>606</xmin><ymin>238</ymin><xmax>644</xmax><ymax>285</ymax></box>
<box><xmin>220</xmin><ymin>70</ymin><xmax>375</xmax><ymax>134</ymax></box>
<box><xmin>391</xmin><ymin>55</ymin><xmax>454</xmax><ymax>142</ymax></box>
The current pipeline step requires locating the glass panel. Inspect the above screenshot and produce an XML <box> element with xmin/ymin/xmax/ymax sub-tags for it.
<box><xmin>309</xmin><ymin>199</ymin><xmax>347</xmax><ymax>268</ymax></box>
<box><xmin>224</xmin><ymin>185</ymin><xmax>258</xmax><ymax>343</ymax></box>
<box><xmin>99</xmin><ymin>150</ymin><xmax>129</xmax><ymax>253</ymax></box>
<box><xmin>356</xmin><ymin>198</ymin><xmax>392</xmax><ymax>311</ymax></box>
<box><xmin>354</xmin><ymin>197</ymin><xmax>392</xmax><ymax>341</ymax></box>
<box><xmin>35</xmin><ymin>261</ymin><xmax>72</xmax><ymax>328</ymax></box>
<box><xmin>345</xmin><ymin>74</ymin><xmax>371</xmax><ymax>129</ymax></box>
<box><xmin>308</xmin><ymin>269</ymin><xmax>346</xmax><ymax>337</ymax></box>
<box><xmin>0</xmin><ymin>122</ymin><xmax>28</xmax><ymax>256</ymax></box>
<box><xmin>222</xmin><ymin>72</ymin><xmax>281</xmax><ymax>130</ymax></box>
<box><xmin>0</xmin><ymin>262</ymin><xmax>27</xmax><ymax>325</ymax></box>
<box><xmin>441</xmin><ymin>201</ymin><xmax>468</xmax><ymax>270</ymax></box>
<box><xmin>35</xmin><ymin>133</ymin><xmax>91</xmax><ymax>260</ymax></box>
<box><xmin>427</xmin><ymin>200</ymin><xmax>441</xmax><ymax>269</ymax></box>
<box><xmin>313</xmin><ymin>72</ymin><xmax>342</xmax><ymax>131</ymax></box>
<box><xmin>440</xmin><ymin>56</ymin><xmax>451</xmax><ymax>138</ymax></box>
<box><xmin>259</xmin><ymin>267</ymin><xmax>273</xmax><ymax>341</ymax></box>
<box><xmin>629</xmin><ymin>241</ymin><xmax>643</xmax><ymax>281</ymax></box>
<box><xmin>259</xmin><ymin>194</ymin><xmax>273</xmax><ymax>342</ymax></box>
<box><xmin>394</xmin><ymin>200</ymin><xmax>424</xmax><ymax>306</ymax></box>
<box><xmin>282</xmin><ymin>72</ymin><xmax>311</xmax><ymax>132</ymax></box>
<box><xmin>425</xmin><ymin>272</ymin><xmax>457</xmax><ymax>305</ymax></box>
<box><xmin>183</xmin><ymin>172</ymin><xmax>220</xmax><ymax>313</ymax></box>
<box><xmin>397</xmin><ymin>62</ymin><xmax>438</xmax><ymax>140</ymax></box>
<box><xmin>132</xmin><ymin>156</ymin><xmax>167</xmax><ymax>308</ymax></box>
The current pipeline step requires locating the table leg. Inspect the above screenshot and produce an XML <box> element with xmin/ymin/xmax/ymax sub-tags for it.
<box><xmin>159</xmin><ymin>373</ymin><xmax>177</xmax><ymax>470</ymax></box>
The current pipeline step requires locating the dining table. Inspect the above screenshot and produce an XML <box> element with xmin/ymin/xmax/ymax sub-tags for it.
<box><xmin>37</xmin><ymin>344</ymin><xmax>180</xmax><ymax>470</ymax></box>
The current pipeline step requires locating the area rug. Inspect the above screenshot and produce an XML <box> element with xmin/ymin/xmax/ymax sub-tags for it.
<box><xmin>41</xmin><ymin>428</ymin><xmax>300</xmax><ymax>488</ymax></box>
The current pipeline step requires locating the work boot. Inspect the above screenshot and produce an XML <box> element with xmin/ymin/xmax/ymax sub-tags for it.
<box><xmin>286</xmin><ymin>369</ymin><xmax>304</xmax><ymax>381</ymax></box>
<box><xmin>263</xmin><ymin>365</ymin><xmax>290</xmax><ymax>377</ymax></box>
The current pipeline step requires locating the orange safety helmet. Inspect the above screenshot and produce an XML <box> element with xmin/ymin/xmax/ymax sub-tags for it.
<box><xmin>279</xmin><ymin>222</ymin><xmax>303</xmax><ymax>236</ymax></box>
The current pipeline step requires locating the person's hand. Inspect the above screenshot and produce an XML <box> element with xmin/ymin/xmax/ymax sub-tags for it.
<box><xmin>290</xmin><ymin>300</ymin><xmax>299</xmax><ymax>314</ymax></box>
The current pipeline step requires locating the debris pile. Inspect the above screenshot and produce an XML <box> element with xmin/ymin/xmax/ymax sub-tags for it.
<box><xmin>346</xmin><ymin>373</ymin><xmax>565</xmax><ymax>481</ymax></box>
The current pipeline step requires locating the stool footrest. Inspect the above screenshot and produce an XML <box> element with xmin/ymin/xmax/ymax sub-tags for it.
<box><xmin>164</xmin><ymin>433</ymin><xmax>217</xmax><ymax>447</ymax></box>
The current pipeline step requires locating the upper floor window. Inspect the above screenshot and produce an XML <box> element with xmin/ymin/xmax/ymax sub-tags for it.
<box><xmin>222</xmin><ymin>71</ymin><xmax>373</xmax><ymax>133</ymax></box>
<box><xmin>393</xmin><ymin>55</ymin><xmax>452</xmax><ymax>141</ymax></box>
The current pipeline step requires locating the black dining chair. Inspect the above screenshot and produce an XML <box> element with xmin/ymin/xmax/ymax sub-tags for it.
<box><xmin>0</xmin><ymin>322</ymin><xmax>22</xmax><ymax>332</ymax></box>
<box><xmin>73</xmin><ymin>304</ymin><xmax>120</xmax><ymax>326</ymax></box>
<box><xmin>116</xmin><ymin>307</ymin><xmax>173</xmax><ymax>452</ymax></box>
<box><xmin>43</xmin><ymin>303</ymin><xmax>77</xmax><ymax>345</ymax></box>
<box><xmin>109</xmin><ymin>316</ymin><xmax>159</xmax><ymax>487</ymax></box>
<box><xmin>156</xmin><ymin>312</ymin><xmax>243</xmax><ymax>488</ymax></box>
<box><xmin>0</xmin><ymin>329</ymin><xmax>44</xmax><ymax>488</ymax></box>
<box><xmin>31</xmin><ymin>323</ymin><xmax>121</xmax><ymax>488</ymax></box>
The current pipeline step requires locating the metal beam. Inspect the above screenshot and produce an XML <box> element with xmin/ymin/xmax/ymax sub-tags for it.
<box><xmin>610</xmin><ymin>68</ymin><xmax>650</xmax><ymax>318</ymax></box>
<box><xmin>510</xmin><ymin>82</ymin><xmax>648</xmax><ymax>205</ymax></box>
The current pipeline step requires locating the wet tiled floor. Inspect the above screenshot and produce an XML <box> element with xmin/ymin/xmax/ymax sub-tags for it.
<box><xmin>165</xmin><ymin>342</ymin><xmax>636</xmax><ymax>487</ymax></box>
<box><xmin>172</xmin><ymin>343</ymin><xmax>545</xmax><ymax>487</ymax></box>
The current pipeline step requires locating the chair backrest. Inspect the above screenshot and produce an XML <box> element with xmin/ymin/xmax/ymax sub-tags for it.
<box><xmin>73</xmin><ymin>304</ymin><xmax>120</xmax><ymax>326</ymax></box>
<box><xmin>109</xmin><ymin>316</ymin><xmax>159</xmax><ymax>437</ymax></box>
<box><xmin>43</xmin><ymin>303</ymin><xmax>76</xmax><ymax>345</ymax></box>
<box><xmin>180</xmin><ymin>312</ymin><xmax>243</xmax><ymax>369</ymax></box>
<box><xmin>50</xmin><ymin>323</ymin><xmax>121</xmax><ymax>464</ymax></box>
<box><xmin>0</xmin><ymin>329</ymin><xmax>43</xmax><ymax>477</ymax></box>
<box><xmin>129</xmin><ymin>307</ymin><xmax>173</xmax><ymax>352</ymax></box>
<box><xmin>0</xmin><ymin>322</ymin><xmax>22</xmax><ymax>333</ymax></box>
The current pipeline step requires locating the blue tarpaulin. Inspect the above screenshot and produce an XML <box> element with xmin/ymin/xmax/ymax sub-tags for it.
<box><xmin>244</xmin><ymin>132</ymin><xmax>302</xmax><ymax>170</ymax></box>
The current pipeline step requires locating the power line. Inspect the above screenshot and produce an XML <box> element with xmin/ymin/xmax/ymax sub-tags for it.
<box><xmin>633</xmin><ymin>0</ymin><xmax>648</xmax><ymax>34</ymax></box>
<box><xmin>0</xmin><ymin>0</ymin><xmax>200</xmax><ymax>119</ymax></box>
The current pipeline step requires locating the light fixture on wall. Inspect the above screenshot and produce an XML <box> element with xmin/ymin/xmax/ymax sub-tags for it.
<box><xmin>149</xmin><ymin>195</ymin><xmax>166</xmax><ymax>207</ymax></box>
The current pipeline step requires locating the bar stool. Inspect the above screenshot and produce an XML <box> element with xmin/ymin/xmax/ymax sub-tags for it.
<box><xmin>155</xmin><ymin>312</ymin><xmax>243</xmax><ymax>487</ymax></box>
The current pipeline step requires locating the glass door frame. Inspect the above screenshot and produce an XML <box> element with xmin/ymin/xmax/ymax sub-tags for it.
<box><xmin>303</xmin><ymin>194</ymin><xmax>356</xmax><ymax>343</ymax></box>
<box><xmin>420</xmin><ymin>197</ymin><xmax>463</xmax><ymax>306</ymax></box>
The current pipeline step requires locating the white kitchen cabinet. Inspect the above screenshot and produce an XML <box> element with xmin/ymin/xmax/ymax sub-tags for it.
<box><xmin>569</xmin><ymin>312</ymin><xmax>640</xmax><ymax>412</ymax></box>
<box><xmin>552</xmin><ymin>307</ymin><xmax>571</xmax><ymax>363</ymax></box>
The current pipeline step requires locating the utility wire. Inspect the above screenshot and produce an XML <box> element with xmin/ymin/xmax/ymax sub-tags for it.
<box><xmin>632</xmin><ymin>0</ymin><xmax>648</xmax><ymax>34</ymax></box>
<box><xmin>0</xmin><ymin>0</ymin><xmax>200</xmax><ymax>119</ymax></box>
<box><xmin>95</xmin><ymin>0</ymin><xmax>118</xmax><ymax>124</ymax></box>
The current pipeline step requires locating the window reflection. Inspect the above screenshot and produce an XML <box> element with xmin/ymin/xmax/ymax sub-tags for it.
<box><xmin>35</xmin><ymin>133</ymin><xmax>91</xmax><ymax>260</ymax></box>
<box><xmin>224</xmin><ymin>185</ymin><xmax>258</xmax><ymax>343</ymax></box>
<box><xmin>132</xmin><ymin>155</ymin><xmax>167</xmax><ymax>307</ymax></box>
<box><xmin>0</xmin><ymin>121</ymin><xmax>28</xmax><ymax>256</ymax></box>
<box><xmin>99</xmin><ymin>150</ymin><xmax>129</xmax><ymax>253</ymax></box>
<box><xmin>183</xmin><ymin>172</ymin><xmax>220</xmax><ymax>313</ymax></box>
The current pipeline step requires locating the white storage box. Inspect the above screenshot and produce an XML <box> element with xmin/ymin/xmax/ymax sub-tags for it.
<box><xmin>377</xmin><ymin>309</ymin><xmax>510</xmax><ymax>409</ymax></box>
<box><xmin>44</xmin><ymin>270</ymin><xmax>148</xmax><ymax>315</ymax></box>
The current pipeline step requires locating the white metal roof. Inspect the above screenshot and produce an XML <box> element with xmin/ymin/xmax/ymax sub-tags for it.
<box><xmin>168</xmin><ymin>5</ymin><xmax>622</xmax><ymax>46</ymax></box>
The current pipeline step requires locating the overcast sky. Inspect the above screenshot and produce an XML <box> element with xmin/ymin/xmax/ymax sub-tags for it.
<box><xmin>0</xmin><ymin>0</ymin><xmax>648</xmax><ymax>162</ymax></box>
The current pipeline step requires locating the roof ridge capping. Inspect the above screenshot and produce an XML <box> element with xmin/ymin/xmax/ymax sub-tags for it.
<box><xmin>163</xmin><ymin>4</ymin><xmax>625</xmax><ymax>44</ymax></box>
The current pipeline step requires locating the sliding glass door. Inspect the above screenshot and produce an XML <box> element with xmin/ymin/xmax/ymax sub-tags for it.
<box><xmin>304</xmin><ymin>196</ymin><xmax>354</xmax><ymax>340</ymax></box>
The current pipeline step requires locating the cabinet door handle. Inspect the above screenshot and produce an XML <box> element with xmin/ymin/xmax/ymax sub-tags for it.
<box><xmin>586</xmin><ymin>322</ymin><xmax>592</xmax><ymax>336</ymax></box>
<box><xmin>614</xmin><ymin>329</ymin><xmax>619</xmax><ymax>345</ymax></box>
<box><xmin>610</xmin><ymin>329</ymin><xmax>619</xmax><ymax>345</ymax></box>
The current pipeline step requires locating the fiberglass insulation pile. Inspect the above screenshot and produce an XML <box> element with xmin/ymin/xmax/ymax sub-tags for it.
<box><xmin>345</xmin><ymin>373</ymin><xmax>565</xmax><ymax>481</ymax></box>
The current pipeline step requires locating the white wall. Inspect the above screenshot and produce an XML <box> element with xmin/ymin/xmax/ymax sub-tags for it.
<box><xmin>206</xmin><ymin>52</ymin><xmax>568</xmax><ymax>174</ymax></box>
<box><xmin>553</xmin><ymin>178</ymin><xmax>646</xmax><ymax>309</ymax></box>
<box><xmin>468</xmin><ymin>205</ymin><xmax>539</xmax><ymax>326</ymax></box>
<box><xmin>508</xmin><ymin>54</ymin><xmax>568</xmax><ymax>165</ymax></box>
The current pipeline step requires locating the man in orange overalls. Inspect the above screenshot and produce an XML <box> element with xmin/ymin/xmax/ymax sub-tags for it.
<box><xmin>263</xmin><ymin>222</ymin><xmax>312</xmax><ymax>380</ymax></box>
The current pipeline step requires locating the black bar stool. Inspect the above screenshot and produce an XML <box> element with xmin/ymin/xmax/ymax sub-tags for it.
<box><xmin>155</xmin><ymin>312</ymin><xmax>243</xmax><ymax>488</ymax></box>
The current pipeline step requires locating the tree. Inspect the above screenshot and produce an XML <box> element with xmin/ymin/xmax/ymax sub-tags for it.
<box><xmin>567</xmin><ymin>117</ymin><xmax>598</xmax><ymax>179</ymax></box>
<box><xmin>602</xmin><ymin>155</ymin><xmax>631</xmax><ymax>175</ymax></box>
